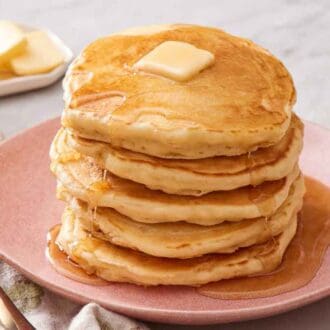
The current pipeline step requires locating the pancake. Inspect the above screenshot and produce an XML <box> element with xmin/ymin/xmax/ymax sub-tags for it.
<box><xmin>62</xmin><ymin>24</ymin><xmax>296</xmax><ymax>159</ymax></box>
<box><xmin>65</xmin><ymin>115</ymin><xmax>303</xmax><ymax>195</ymax></box>
<box><xmin>59</xmin><ymin>174</ymin><xmax>304</xmax><ymax>258</ymax></box>
<box><xmin>50</xmin><ymin>131</ymin><xmax>300</xmax><ymax>225</ymax></box>
<box><xmin>56</xmin><ymin>207</ymin><xmax>298</xmax><ymax>286</ymax></box>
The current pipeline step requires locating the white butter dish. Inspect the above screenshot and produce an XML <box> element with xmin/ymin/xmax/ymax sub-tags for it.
<box><xmin>0</xmin><ymin>24</ymin><xmax>73</xmax><ymax>97</ymax></box>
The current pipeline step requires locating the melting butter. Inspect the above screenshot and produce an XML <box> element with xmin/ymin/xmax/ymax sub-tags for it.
<box><xmin>133</xmin><ymin>41</ymin><xmax>215</xmax><ymax>81</ymax></box>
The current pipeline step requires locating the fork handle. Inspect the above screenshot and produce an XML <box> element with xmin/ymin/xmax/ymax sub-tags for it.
<box><xmin>0</xmin><ymin>286</ymin><xmax>35</xmax><ymax>330</ymax></box>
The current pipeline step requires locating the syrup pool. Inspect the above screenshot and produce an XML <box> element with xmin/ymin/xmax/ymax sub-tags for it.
<box><xmin>198</xmin><ymin>177</ymin><xmax>330</xmax><ymax>299</ymax></box>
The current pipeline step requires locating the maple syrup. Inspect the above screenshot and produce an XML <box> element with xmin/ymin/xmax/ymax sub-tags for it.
<box><xmin>47</xmin><ymin>177</ymin><xmax>330</xmax><ymax>297</ymax></box>
<box><xmin>46</xmin><ymin>224</ymin><xmax>107</xmax><ymax>286</ymax></box>
<box><xmin>198</xmin><ymin>176</ymin><xmax>330</xmax><ymax>299</ymax></box>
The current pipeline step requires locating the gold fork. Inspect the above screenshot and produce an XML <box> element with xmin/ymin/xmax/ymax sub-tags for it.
<box><xmin>0</xmin><ymin>286</ymin><xmax>35</xmax><ymax>330</ymax></box>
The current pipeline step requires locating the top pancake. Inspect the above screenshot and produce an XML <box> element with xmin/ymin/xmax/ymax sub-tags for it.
<box><xmin>62</xmin><ymin>24</ymin><xmax>296</xmax><ymax>159</ymax></box>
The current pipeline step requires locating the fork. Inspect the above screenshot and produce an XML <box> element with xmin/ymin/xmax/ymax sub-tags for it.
<box><xmin>0</xmin><ymin>286</ymin><xmax>35</xmax><ymax>330</ymax></box>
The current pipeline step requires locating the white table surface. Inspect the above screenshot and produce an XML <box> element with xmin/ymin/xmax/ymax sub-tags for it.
<box><xmin>0</xmin><ymin>0</ymin><xmax>329</xmax><ymax>329</ymax></box>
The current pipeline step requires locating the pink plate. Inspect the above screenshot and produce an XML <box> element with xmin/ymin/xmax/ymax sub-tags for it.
<box><xmin>0</xmin><ymin>118</ymin><xmax>329</xmax><ymax>325</ymax></box>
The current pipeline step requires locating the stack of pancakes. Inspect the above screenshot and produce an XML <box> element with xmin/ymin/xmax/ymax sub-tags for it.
<box><xmin>49</xmin><ymin>24</ymin><xmax>305</xmax><ymax>286</ymax></box>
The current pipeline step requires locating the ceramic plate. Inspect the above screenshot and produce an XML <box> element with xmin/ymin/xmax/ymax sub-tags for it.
<box><xmin>0</xmin><ymin>24</ymin><xmax>73</xmax><ymax>97</ymax></box>
<box><xmin>0</xmin><ymin>118</ymin><xmax>329</xmax><ymax>325</ymax></box>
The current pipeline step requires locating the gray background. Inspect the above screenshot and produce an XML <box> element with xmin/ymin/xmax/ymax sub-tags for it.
<box><xmin>0</xmin><ymin>0</ymin><xmax>329</xmax><ymax>329</ymax></box>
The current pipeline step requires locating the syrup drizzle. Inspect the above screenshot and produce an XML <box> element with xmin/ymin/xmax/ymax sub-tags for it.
<box><xmin>46</xmin><ymin>225</ymin><xmax>107</xmax><ymax>285</ymax></box>
<box><xmin>47</xmin><ymin>176</ymin><xmax>330</xmax><ymax>297</ymax></box>
<box><xmin>86</xmin><ymin>169</ymin><xmax>108</xmax><ymax>234</ymax></box>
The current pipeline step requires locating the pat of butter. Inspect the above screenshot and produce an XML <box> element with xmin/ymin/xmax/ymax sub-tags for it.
<box><xmin>133</xmin><ymin>41</ymin><xmax>215</xmax><ymax>81</ymax></box>
<box><xmin>11</xmin><ymin>30</ymin><xmax>64</xmax><ymax>76</ymax></box>
<box><xmin>0</xmin><ymin>21</ymin><xmax>27</xmax><ymax>64</ymax></box>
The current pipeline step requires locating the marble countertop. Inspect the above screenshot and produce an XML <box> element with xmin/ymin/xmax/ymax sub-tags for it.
<box><xmin>1</xmin><ymin>0</ymin><xmax>329</xmax><ymax>329</ymax></box>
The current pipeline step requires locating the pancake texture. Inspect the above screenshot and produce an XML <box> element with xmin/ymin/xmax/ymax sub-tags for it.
<box><xmin>62</xmin><ymin>24</ymin><xmax>296</xmax><ymax>159</ymax></box>
<box><xmin>58</xmin><ymin>175</ymin><xmax>304</xmax><ymax>258</ymax></box>
<box><xmin>65</xmin><ymin>115</ymin><xmax>303</xmax><ymax>195</ymax></box>
<box><xmin>56</xmin><ymin>207</ymin><xmax>298</xmax><ymax>286</ymax></box>
<box><xmin>50</xmin><ymin>131</ymin><xmax>300</xmax><ymax>225</ymax></box>
<box><xmin>48</xmin><ymin>23</ymin><xmax>305</xmax><ymax>287</ymax></box>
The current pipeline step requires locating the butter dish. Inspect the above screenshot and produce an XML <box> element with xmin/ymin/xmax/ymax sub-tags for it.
<box><xmin>0</xmin><ymin>23</ymin><xmax>73</xmax><ymax>97</ymax></box>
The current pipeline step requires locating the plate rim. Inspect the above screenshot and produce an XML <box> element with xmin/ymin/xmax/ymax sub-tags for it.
<box><xmin>1</xmin><ymin>250</ymin><xmax>329</xmax><ymax>325</ymax></box>
<box><xmin>0</xmin><ymin>117</ymin><xmax>329</xmax><ymax>325</ymax></box>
